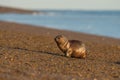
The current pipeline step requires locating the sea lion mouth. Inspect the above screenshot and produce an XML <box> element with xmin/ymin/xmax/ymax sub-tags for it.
<box><xmin>54</xmin><ymin>37</ymin><xmax>57</xmax><ymax>42</ymax></box>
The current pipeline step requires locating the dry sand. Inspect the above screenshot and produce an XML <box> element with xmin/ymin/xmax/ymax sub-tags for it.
<box><xmin>0</xmin><ymin>21</ymin><xmax>120</xmax><ymax>80</ymax></box>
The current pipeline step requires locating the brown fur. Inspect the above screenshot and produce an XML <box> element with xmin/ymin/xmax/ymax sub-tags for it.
<box><xmin>54</xmin><ymin>35</ymin><xmax>87</xmax><ymax>59</ymax></box>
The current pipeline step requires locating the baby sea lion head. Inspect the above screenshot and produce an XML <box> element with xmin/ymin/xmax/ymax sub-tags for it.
<box><xmin>54</xmin><ymin>35</ymin><xmax>68</xmax><ymax>45</ymax></box>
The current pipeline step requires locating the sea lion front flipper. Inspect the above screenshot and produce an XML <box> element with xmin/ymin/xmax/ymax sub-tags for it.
<box><xmin>66</xmin><ymin>48</ymin><xmax>72</xmax><ymax>57</ymax></box>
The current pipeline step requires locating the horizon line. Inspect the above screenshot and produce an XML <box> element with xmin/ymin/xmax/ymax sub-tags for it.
<box><xmin>1</xmin><ymin>5</ymin><xmax>120</xmax><ymax>11</ymax></box>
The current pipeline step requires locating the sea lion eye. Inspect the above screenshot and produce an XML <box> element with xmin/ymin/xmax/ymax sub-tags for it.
<box><xmin>57</xmin><ymin>37</ymin><xmax>60</xmax><ymax>39</ymax></box>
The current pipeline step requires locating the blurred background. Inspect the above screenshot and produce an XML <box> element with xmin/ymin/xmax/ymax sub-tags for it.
<box><xmin>0</xmin><ymin>0</ymin><xmax>120</xmax><ymax>38</ymax></box>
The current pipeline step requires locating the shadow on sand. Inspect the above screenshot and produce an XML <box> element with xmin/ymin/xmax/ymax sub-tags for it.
<box><xmin>0</xmin><ymin>46</ymin><xmax>64</xmax><ymax>57</ymax></box>
<box><xmin>0</xmin><ymin>46</ymin><xmax>88</xmax><ymax>60</ymax></box>
<box><xmin>115</xmin><ymin>62</ymin><xmax>120</xmax><ymax>65</ymax></box>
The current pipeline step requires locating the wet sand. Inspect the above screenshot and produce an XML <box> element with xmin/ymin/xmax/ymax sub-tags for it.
<box><xmin>0</xmin><ymin>21</ymin><xmax>120</xmax><ymax>80</ymax></box>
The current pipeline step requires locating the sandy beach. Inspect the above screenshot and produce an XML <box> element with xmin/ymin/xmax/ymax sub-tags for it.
<box><xmin>0</xmin><ymin>7</ymin><xmax>120</xmax><ymax>80</ymax></box>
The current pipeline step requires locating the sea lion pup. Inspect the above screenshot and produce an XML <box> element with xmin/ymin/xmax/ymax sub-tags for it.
<box><xmin>54</xmin><ymin>35</ymin><xmax>87</xmax><ymax>59</ymax></box>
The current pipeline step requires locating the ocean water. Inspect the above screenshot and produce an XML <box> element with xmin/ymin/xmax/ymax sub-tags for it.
<box><xmin>0</xmin><ymin>10</ymin><xmax>120</xmax><ymax>39</ymax></box>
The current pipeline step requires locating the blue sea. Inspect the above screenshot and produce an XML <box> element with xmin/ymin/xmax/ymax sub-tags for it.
<box><xmin>0</xmin><ymin>10</ymin><xmax>120</xmax><ymax>39</ymax></box>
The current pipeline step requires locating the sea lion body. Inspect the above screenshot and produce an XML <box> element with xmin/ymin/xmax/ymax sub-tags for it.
<box><xmin>54</xmin><ymin>35</ymin><xmax>87</xmax><ymax>59</ymax></box>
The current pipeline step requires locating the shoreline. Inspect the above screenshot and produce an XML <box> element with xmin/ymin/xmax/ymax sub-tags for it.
<box><xmin>0</xmin><ymin>21</ymin><xmax>120</xmax><ymax>44</ymax></box>
<box><xmin>0</xmin><ymin>21</ymin><xmax>120</xmax><ymax>80</ymax></box>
